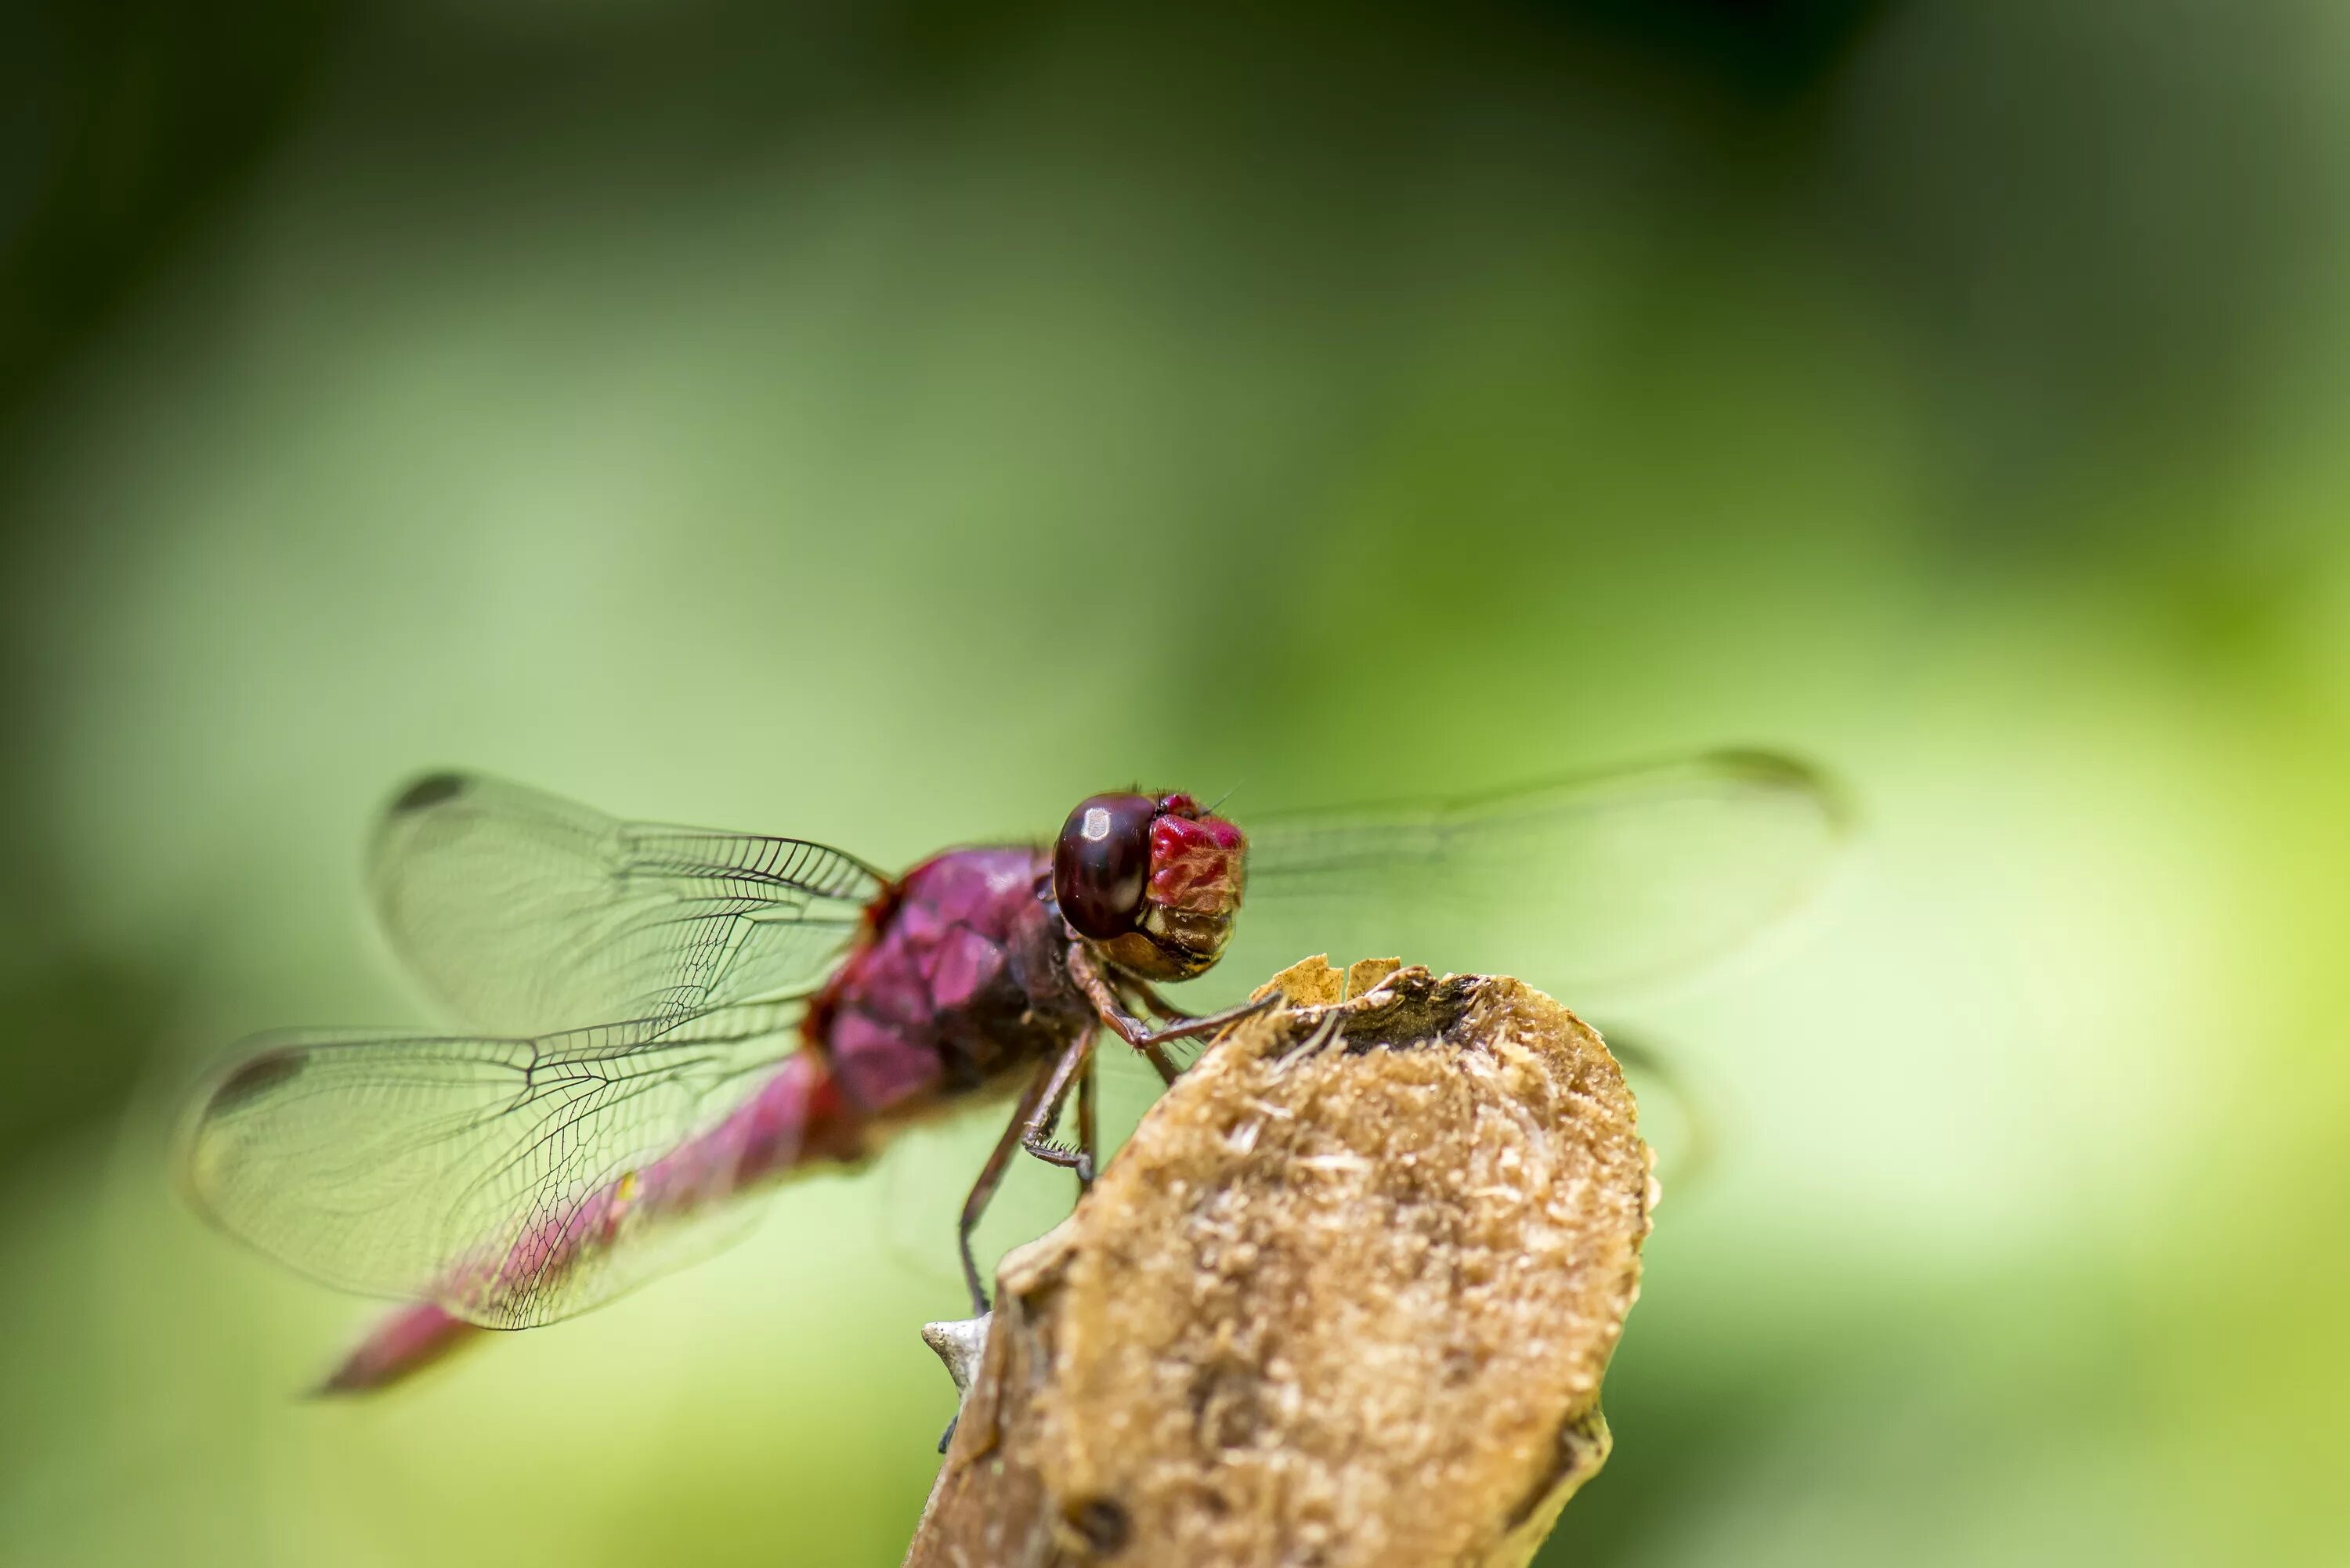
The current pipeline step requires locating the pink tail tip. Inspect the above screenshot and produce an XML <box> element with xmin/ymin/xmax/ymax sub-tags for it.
<box><xmin>312</xmin><ymin>1302</ymin><xmax>484</xmax><ymax>1396</ymax></box>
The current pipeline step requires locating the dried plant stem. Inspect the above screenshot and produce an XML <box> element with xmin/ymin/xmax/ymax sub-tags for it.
<box><xmin>904</xmin><ymin>956</ymin><xmax>1654</xmax><ymax>1568</ymax></box>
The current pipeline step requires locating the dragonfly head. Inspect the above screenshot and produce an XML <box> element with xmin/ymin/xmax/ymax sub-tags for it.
<box><xmin>1053</xmin><ymin>790</ymin><xmax>1246</xmax><ymax>981</ymax></box>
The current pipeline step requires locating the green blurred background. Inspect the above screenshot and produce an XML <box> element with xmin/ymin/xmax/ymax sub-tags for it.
<box><xmin>5</xmin><ymin>2</ymin><xmax>2347</xmax><ymax>1563</ymax></box>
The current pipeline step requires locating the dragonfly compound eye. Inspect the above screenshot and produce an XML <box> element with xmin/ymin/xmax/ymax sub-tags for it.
<box><xmin>1054</xmin><ymin>793</ymin><xmax>1158</xmax><ymax>939</ymax></box>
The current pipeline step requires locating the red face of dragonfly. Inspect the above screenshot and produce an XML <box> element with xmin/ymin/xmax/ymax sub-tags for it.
<box><xmin>1051</xmin><ymin>791</ymin><xmax>1246</xmax><ymax>982</ymax></box>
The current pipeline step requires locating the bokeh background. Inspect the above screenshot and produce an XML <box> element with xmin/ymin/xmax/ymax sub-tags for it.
<box><xmin>5</xmin><ymin>2</ymin><xmax>2348</xmax><ymax>1563</ymax></box>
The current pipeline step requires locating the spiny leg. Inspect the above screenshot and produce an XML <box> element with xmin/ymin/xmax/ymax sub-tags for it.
<box><xmin>1113</xmin><ymin>974</ymin><xmax>1212</xmax><ymax>1083</ymax></box>
<box><xmin>1017</xmin><ymin>1025</ymin><xmax>1097</xmax><ymax>1185</ymax></box>
<box><xmin>1116</xmin><ymin>981</ymin><xmax>1264</xmax><ymax>1083</ymax></box>
<box><xmin>1068</xmin><ymin>945</ymin><xmax>1280</xmax><ymax>1089</ymax></box>
<box><xmin>1121</xmin><ymin>974</ymin><xmax>1196</xmax><ymax>1022</ymax></box>
<box><xmin>956</xmin><ymin>1059</ymin><xmax>1055</xmax><ymax>1317</ymax></box>
<box><xmin>1129</xmin><ymin>994</ymin><xmax>1278</xmax><ymax>1046</ymax></box>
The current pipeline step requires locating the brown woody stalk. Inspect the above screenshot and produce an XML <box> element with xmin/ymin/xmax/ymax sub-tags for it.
<box><xmin>904</xmin><ymin>956</ymin><xmax>1654</xmax><ymax>1568</ymax></box>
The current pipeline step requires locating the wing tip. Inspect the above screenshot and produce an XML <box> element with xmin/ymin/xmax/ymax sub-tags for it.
<box><xmin>173</xmin><ymin>1039</ymin><xmax>310</xmax><ymax>1205</ymax></box>
<box><xmin>387</xmin><ymin>771</ymin><xmax>471</xmax><ymax>816</ymax></box>
<box><xmin>1701</xmin><ymin>748</ymin><xmax>1858</xmax><ymax>836</ymax></box>
<box><xmin>203</xmin><ymin>1046</ymin><xmax>308</xmax><ymax>1118</ymax></box>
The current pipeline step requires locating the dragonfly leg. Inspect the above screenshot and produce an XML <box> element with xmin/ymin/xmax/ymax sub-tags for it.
<box><xmin>1130</xmin><ymin>993</ymin><xmax>1278</xmax><ymax>1045</ymax></box>
<box><xmin>956</xmin><ymin>1059</ymin><xmax>1056</xmax><ymax>1316</ymax></box>
<box><xmin>1017</xmin><ymin>1027</ymin><xmax>1097</xmax><ymax>1187</ymax></box>
<box><xmin>1068</xmin><ymin>945</ymin><xmax>1282</xmax><ymax>1086</ymax></box>
<box><xmin>1074</xmin><ymin>1051</ymin><xmax>1097</xmax><ymax>1195</ymax></box>
<box><xmin>1121</xmin><ymin>975</ymin><xmax>1196</xmax><ymax>1022</ymax></box>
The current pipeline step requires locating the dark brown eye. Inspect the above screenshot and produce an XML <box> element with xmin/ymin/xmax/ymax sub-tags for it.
<box><xmin>1053</xmin><ymin>793</ymin><xmax>1157</xmax><ymax>939</ymax></box>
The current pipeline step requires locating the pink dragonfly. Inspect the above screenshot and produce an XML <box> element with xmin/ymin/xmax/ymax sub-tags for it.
<box><xmin>179</xmin><ymin>753</ymin><xmax>1842</xmax><ymax>1392</ymax></box>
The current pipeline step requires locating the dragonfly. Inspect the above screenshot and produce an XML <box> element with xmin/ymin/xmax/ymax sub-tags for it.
<box><xmin>178</xmin><ymin>751</ymin><xmax>1844</xmax><ymax>1393</ymax></box>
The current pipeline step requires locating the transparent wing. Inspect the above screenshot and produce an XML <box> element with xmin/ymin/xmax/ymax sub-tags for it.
<box><xmin>368</xmin><ymin>772</ymin><xmax>883</xmax><ymax>1038</ymax></box>
<box><xmin>179</xmin><ymin>1001</ymin><xmax>808</xmax><ymax>1328</ymax></box>
<box><xmin>1209</xmin><ymin>750</ymin><xmax>1849</xmax><ymax>1005</ymax></box>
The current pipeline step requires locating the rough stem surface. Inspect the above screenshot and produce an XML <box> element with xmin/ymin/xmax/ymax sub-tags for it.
<box><xmin>904</xmin><ymin>956</ymin><xmax>1654</xmax><ymax>1568</ymax></box>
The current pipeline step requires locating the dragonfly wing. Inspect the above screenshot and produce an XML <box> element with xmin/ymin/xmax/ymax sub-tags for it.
<box><xmin>1218</xmin><ymin>750</ymin><xmax>1849</xmax><ymax>1004</ymax></box>
<box><xmin>369</xmin><ymin>772</ymin><xmax>882</xmax><ymax>1038</ymax></box>
<box><xmin>179</xmin><ymin>1002</ymin><xmax>811</xmax><ymax>1328</ymax></box>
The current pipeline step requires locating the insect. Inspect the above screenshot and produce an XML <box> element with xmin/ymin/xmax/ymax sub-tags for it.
<box><xmin>179</xmin><ymin>752</ymin><xmax>1843</xmax><ymax>1391</ymax></box>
